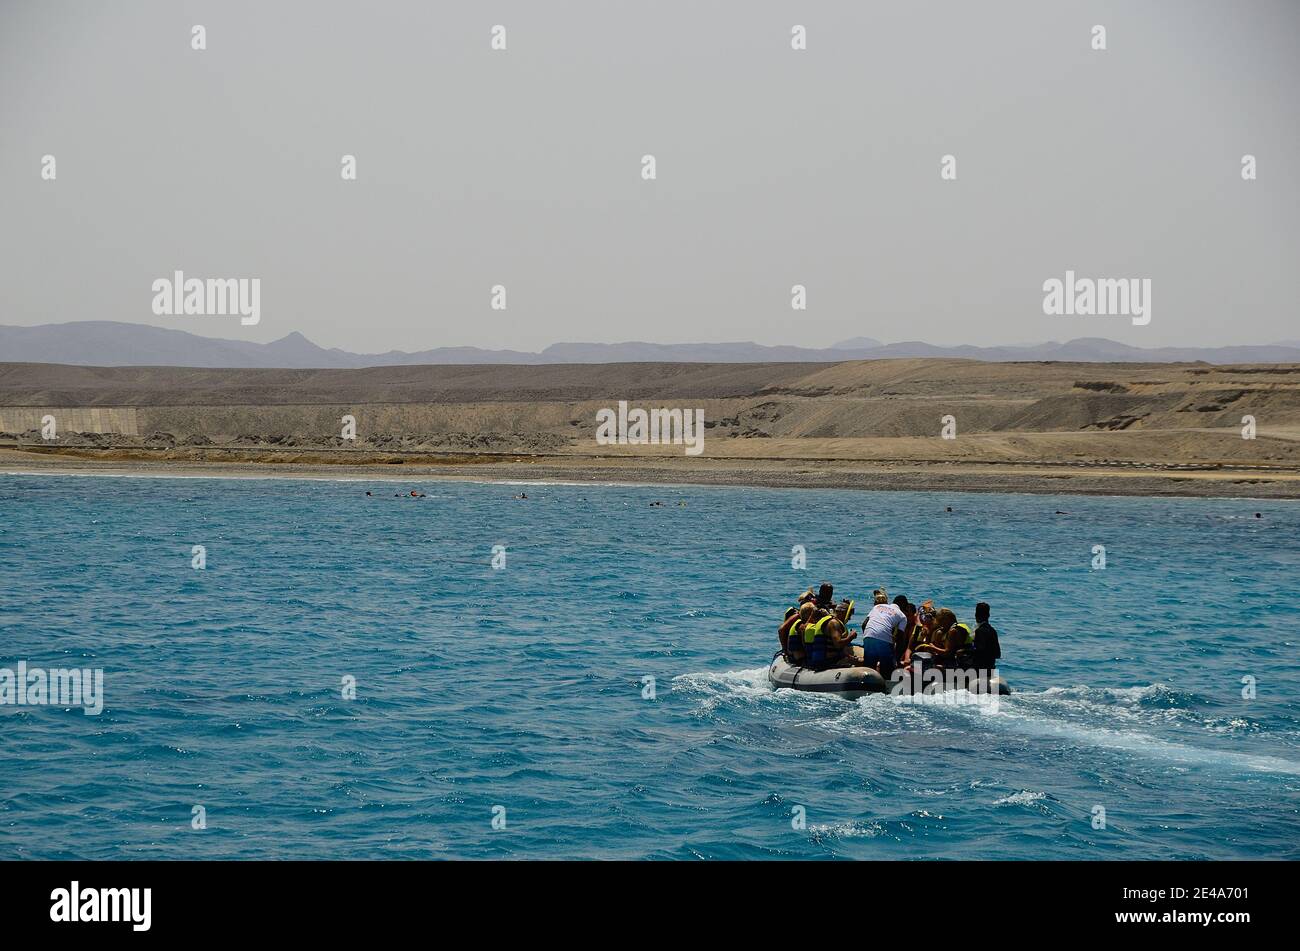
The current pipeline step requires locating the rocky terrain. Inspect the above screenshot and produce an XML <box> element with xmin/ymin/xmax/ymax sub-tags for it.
<box><xmin>2</xmin><ymin>358</ymin><xmax>1298</xmax><ymax>497</ymax></box>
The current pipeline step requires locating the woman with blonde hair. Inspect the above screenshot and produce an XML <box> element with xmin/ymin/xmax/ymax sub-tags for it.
<box><xmin>909</xmin><ymin>608</ymin><xmax>972</xmax><ymax>667</ymax></box>
<box><xmin>860</xmin><ymin>587</ymin><xmax>906</xmax><ymax>676</ymax></box>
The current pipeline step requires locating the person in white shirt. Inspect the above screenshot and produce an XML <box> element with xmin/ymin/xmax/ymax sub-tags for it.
<box><xmin>860</xmin><ymin>588</ymin><xmax>906</xmax><ymax>674</ymax></box>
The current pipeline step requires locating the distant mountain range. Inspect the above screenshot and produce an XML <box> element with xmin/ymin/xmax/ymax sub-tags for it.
<box><xmin>2</xmin><ymin>321</ymin><xmax>1299</xmax><ymax>368</ymax></box>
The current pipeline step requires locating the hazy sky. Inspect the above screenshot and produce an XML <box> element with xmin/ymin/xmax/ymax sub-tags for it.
<box><xmin>2</xmin><ymin>0</ymin><xmax>1298</xmax><ymax>353</ymax></box>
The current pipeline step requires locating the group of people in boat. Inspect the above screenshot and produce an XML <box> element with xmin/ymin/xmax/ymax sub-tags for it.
<box><xmin>777</xmin><ymin>582</ymin><xmax>1001</xmax><ymax>677</ymax></box>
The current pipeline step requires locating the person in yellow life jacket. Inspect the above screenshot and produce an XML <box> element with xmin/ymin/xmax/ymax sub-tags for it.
<box><xmin>910</xmin><ymin>607</ymin><xmax>956</xmax><ymax>661</ymax></box>
<box><xmin>901</xmin><ymin>599</ymin><xmax>937</xmax><ymax>665</ymax></box>
<box><xmin>891</xmin><ymin>596</ymin><xmax>918</xmax><ymax>665</ymax></box>
<box><xmin>912</xmin><ymin>608</ymin><xmax>976</xmax><ymax>667</ymax></box>
<box><xmin>833</xmin><ymin>598</ymin><xmax>860</xmax><ymax>661</ymax></box>
<box><xmin>949</xmin><ymin>621</ymin><xmax>975</xmax><ymax>668</ymax></box>
<box><xmin>778</xmin><ymin>589</ymin><xmax>858</xmax><ymax>669</ymax></box>
<box><xmin>829</xmin><ymin>615</ymin><xmax>863</xmax><ymax>667</ymax></box>
<box><xmin>780</xmin><ymin>605</ymin><xmax>852</xmax><ymax>670</ymax></box>
<box><xmin>800</xmin><ymin>613</ymin><xmax>835</xmax><ymax>669</ymax></box>
<box><xmin>801</xmin><ymin>614</ymin><xmax>858</xmax><ymax>670</ymax></box>
<box><xmin>779</xmin><ymin>603</ymin><xmax>814</xmax><ymax>664</ymax></box>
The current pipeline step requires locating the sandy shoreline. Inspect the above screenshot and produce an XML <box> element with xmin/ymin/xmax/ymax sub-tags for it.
<box><xmin>4</xmin><ymin>447</ymin><xmax>1297</xmax><ymax>499</ymax></box>
<box><xmin>5</xmin><ymin>357</ymin><xmax>1299</xmax><ymax>499</ymax></box>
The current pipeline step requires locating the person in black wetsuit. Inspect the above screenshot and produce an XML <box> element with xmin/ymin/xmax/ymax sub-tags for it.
<box><xmin>971</xmin><ymin>601</ymin><xmax>1002</xmax><ymax>680</ymax></box>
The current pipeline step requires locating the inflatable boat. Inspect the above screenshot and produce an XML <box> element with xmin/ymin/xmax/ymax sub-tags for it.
<box><xmin>768</xmin><ymin>654</ymin><xmax>889</xmax><ymax>697</ymax></box>
<box><xmin>768</xmin><ymin>654</ymin><xmax>1010</xmax><ymax>698</ymax></box>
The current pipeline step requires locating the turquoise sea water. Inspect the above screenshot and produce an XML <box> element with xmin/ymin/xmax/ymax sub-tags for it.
<box><xmin>1</xmin><ymin>473</ymin><xmax>1297</xmax><ymax>860</ymax></box>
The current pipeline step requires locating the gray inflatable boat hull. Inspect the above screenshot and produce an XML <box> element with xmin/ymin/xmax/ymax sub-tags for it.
<box><xmin>768</xmin><ymin>656</ymin><xmax>1010</xmax><ymax>698</ymax></box>
<box><xmin>768</xmin><ymin>656</ymin><xmax>888</xmax><ymax>697</ymax></box>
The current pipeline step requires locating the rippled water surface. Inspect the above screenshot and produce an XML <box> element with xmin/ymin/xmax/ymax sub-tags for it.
<box><xmin>2</xmin><ymin>473</ymin><xmax>1298</xmax><ymax>859</ymax></box>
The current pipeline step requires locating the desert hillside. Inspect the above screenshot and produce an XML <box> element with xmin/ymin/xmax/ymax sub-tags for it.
<box><xmin>3</xmin><ymin>358</ymin><xmax>1298</xmax><ymax>497</ymax></box>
